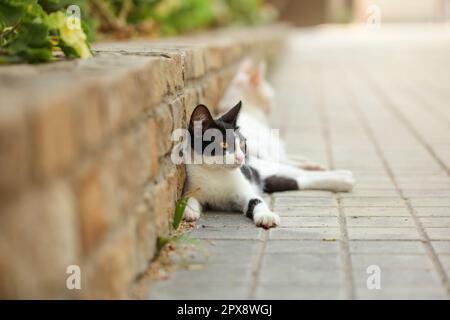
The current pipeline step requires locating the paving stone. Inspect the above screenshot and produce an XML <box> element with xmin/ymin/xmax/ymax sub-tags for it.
<box><xmin>278</xmin><ymin>216</ymin><xmax>339</xmax><ymax>228</ymax></box>
<box><xmin>431</xmin><ymin>241</ymin><xmax>450</xmax><ymax>254</ymax></box>
<box><xmin>260</xmin><ymin>254</ymin><xmax>342</xmax><ymax>283</ymax></box>
<box><xmin>275</xmin><ymin>207</ymin><xmax>339</xmax><ymax>217</ymax></box>
<box><xmin>198</xmin><ymin>212</ymin><xmax>255</xmax><ymax>228</ymax></box>
<box><xmin>273</xmin><ymin>190</ymin><xmax>334</xmax><ymax>198</ymax></box>
<box><xmin>355</xmin><ymin>286</ymin><xmax>447</xmax><ymax>300</ymax></box>
<box><xmin>255</xmin><ymin>284</ymin><xmax>345</xmax><ymax>299</ymax></box>
<box><xmin>273</xmin><ymin>197</ymin><xmax>337</xmax><ymax>207</ymax></box>
<box><xmin>419</xmin><ymin>217</ymin><xmax>450</xmax><ymax>228</ymax></box>
<box><xmin>265</xmin><ymin>240</ymin><xmax>340</xmax><ymax>254</ymax></box>
<box><xmin>349</xmin><ymin>241</ymin><xmax>425</xmax><ymax>254</ymax></box>
<box><xmin>351</xmin><ymin>254</ymin><xmax>435</xmax><ymax>270</ymax></box>
<box><xmin>344</xmin><ymin>207</ymin><xmax>410</xmax><ymax>217</ymax></box>
<box><xmin>269</xmin><ymin>227</ymin><xmax>340</xmax><ymax>240</ymax></box>
<box><xmin>341</xmin><ymin>197</ymin><xmax>406</xmax><ymax>207</ymax></box>
<box><xmin>413</xmin><ymin>207</ymin><xmax>450</xmax><ymax>217</ymax></box>
<box><xmin>346</xmin><ymin>216</ymin><xmax>414</xmax><ymax>227</ymax></box>
<box><xmin>340</xmin><ymin>190</ymin><xmax>399</xmax><ymax>198</ymax></box>
<box><xmin>426</xmin><ymin>228</ymin><xmax>450</xmax><ymax>240</ymax></box>
<box><xmin>402</xmin><ymin>190</ymin><xmax>450</xmax><ymax>198</ymax></box>
<box><xmin>353</xmin><ymin>267</ymin><xmax>442</xmax><ymax>289</ymax></box>
<box><xmin>437</xmin><ymin>255</ymin><xmax>450</xmax><ymax>269</ymax></box>
<box><xmin>188</xmin><ymin>226</ymin><xmax>264</xmax><ymax>240</ymax></box>
<box><xmin>148</xmin><ymin>279</ymin><xmax>250</xmax><ymax>299</ymax></box>
<box><xmin>347</xmin><ymin>228</ymin><xmax>421</xmax><ymax>240</ymax></box>
<box><xmin>409</xmin><ymin>198</ymin><xmax>450</xmax><ymax>207</ymax></box>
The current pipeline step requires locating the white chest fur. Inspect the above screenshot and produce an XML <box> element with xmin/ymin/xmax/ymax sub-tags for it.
<box><xmin>185</xmin><ymin>165</ymin><xmax>258</xmax><ymax>211</ymax></box>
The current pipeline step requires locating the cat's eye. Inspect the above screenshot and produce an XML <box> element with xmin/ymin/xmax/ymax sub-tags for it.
<box><xmin>220</xmin><ymin>142</ymin><xmax>228</xmax><ymax>149</ymax></box>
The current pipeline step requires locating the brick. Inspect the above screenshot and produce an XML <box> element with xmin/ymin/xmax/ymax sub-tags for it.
<box><xmin>275</xmin><ymin>207</ymin><xmax>339</xmax><ymax>217</ymax></box>
<box><xmin>0</xmin><ymin>105</ymin><xmax>29</xmax><ymax>202</ymax></box>
<box><xmin>134</xmin><ymin>202</ymin><xmax>156</xmax><ymax>275</ymax></box>
<box><xmin>76</xmin><ymin>164</ymin><xmax>109</xmax><ymax>255</ymax></box>
<box><xmin>146</xmin><ymin>117</ymin><xmax>159</xmax><ymax>178</ymax></box>
<box><xmin>0</xmin><ymin>182</ymin><xmax>80</xmax><ymax>298</ymax></box>
<box><xmin>82</xmin><ymin>223</ymin><xmax>135</xmax><ymax>299</ymax></box>
<box><xmin>73</xmin><ymin>85</ymin><xmax>105</xmax><ymax>151</ymax></box>
<box><xmin>32</xmin><ymin>98</ymin><xmax>77</xmax><ymax>178</ymax></box>
<box><xmin>154</xmin><ymin>104</ymin><xmax>173</xmax><ymax>157</ymax></box>
<box><xmin>169</xmin><ymin>96</ymin><xmax>185</xmax><ymax>132</ymax></box>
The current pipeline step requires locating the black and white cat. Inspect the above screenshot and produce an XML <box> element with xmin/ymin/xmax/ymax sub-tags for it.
<box><xmin>180</xmin><ymin>59</ymin><xmax>354</xmax><ymax>229</ymax></box>
<box><xmin>181</xmin><ymin>101</ymin><xmax>354</xmax><ymax>229</ymax></box>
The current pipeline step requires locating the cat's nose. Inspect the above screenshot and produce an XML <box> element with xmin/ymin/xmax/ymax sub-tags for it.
<box><xmin>236</xmin><ymin>154</ymin><xmax>245</xmax><ymax>165</ymax></box>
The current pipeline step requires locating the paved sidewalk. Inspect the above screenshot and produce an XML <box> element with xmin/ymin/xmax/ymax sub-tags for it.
<box><xmin>147</xmin><ymin>26</ymin><xmax>450</xmax><ymax>300</ymax></box>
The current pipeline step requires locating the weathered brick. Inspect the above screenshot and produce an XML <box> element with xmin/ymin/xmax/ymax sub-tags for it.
<box><xmin>76</xmin><ymin>164</ymin><xmax>108</xmax><ymax>255</ymax></box>
<box><xmin>82</xmin><ymin>222</ymin><xmax>134</xmax><ymax>299</ymax></box>
<box><xmin>32</xmin><ymin>98</ymin><xmax>77</xmax><ymax>179</ymax></box>
<box><xmin>147</xmin><ymin>117</ymin><xmax>159</xmax><ymax>178</ymax></box>
<box><xmin>154</xmin><ymin>104</ymin><xmax>173</xmax><ymax>157</ymax></box>
<box><xmin>0</xmin><ymin>182</ymin><xmax>80</xmax><ymax>299</ymax></box>
<box><xmin>73</xmin><ymin>84</ymin><xmax>105</xmax><ymax>152</ymax></box>
<box><xmin>0</xmin><ymin>104</ymin><xmax>29</xmax><ymax>202</ymax></box>
<box><xmin>134</xmin><ymin>202</ymin><xmax>157</xmax><ymax>275</ymax></box>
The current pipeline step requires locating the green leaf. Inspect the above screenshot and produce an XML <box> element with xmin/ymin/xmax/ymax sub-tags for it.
<box><xmin>173</xmin><ymin>196</ymin><xmax>188</xmax><ymax>230</ymax></box>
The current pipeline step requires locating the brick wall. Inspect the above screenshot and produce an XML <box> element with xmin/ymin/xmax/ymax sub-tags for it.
<box><xmin>0</xmin><ymin>26</ymin><xmax>286</xmax><ymax>299</ymax></box>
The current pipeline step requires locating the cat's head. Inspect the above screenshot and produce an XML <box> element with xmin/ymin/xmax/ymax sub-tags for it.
<box><xmin>188</xmin><ymin>102</ymin><xmax>246</xmax><ymax>169</ymax></box>
<box><xmin>219</xmin><ymin>58</ymin><xmax>275</xmax><ymax>114</ymax></box>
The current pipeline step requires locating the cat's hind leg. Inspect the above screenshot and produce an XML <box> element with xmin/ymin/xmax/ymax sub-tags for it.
<box><xmin>252</xmin><ymin>158</ymin><xmax>354</xmax><ymax>193</ymax></box>
<box><xmin>183</xmin><ymin>197</ymin><xmax>202</xmax><ymax>222</ymax></box>
<box><xmin>297</xmin><ymin>170</ymin><xmax>354</xmax><ymax>192</ymax></box>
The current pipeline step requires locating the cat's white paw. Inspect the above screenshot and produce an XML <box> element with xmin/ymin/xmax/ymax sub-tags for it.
<box><xmin>254</xmin><ymin>207</ymin><xmax>280</xmax><ymax>229</ymax></box>
<box><xmin>183</xmin><ymin>205</ymin><xmax>201</xmax><ymax>221</ymax></box>
<box><xmin>330</xmin><ymin>170</ymin><xmax>355</xmax><ymax>192</ymax></box>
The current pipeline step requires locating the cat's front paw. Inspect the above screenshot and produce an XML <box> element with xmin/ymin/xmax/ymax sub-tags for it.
<box><xmin>331</xmin><ymin>170</ymin><xmax>355</xmax><ymax>192</ymax></box>
<box><xmin>183</xmin><ymin>205</ymin><xmax>201</xmax><ymax>221</ymax></box>
<box><xmin>254</xmin><ymin>207</ymin><xmax>280</xmax><ymax>229</ymax></box>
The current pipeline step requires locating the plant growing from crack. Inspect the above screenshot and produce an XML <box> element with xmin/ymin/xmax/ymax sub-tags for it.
<box><xmin>157</xmin><ymin>187</ymin><xmax>207</xmax><ymax>260</ymax></box>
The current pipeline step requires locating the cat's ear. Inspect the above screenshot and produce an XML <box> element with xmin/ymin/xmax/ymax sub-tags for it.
<box><xmin>219</xmin><ymin>101</ymin><xmax>241</xmax><ymax>126</ymax></box>
<box><xmin>250</xmin><ymin>61</ymin><xmax>266</xmax><ymax>87</ymax></box>
<box><xmin>239</xmin><ymin>58</ymin><xmax>253</xmax><ymax>74</ymax></box>
<box><xmin>189</xmin><ymin>104</ymin><xmax>214</xmax><ymax>131</ymax></box>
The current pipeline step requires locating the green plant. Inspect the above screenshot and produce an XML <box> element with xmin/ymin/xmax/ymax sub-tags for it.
<box><xmin>157</xmin><ymin>187</ymin><xmax>202</xmax><ymax>252</ymax></box>
<box><xmin>0</xmin><ymin>0</ymin><xmax>92</xmax><ymax>63</ymax></box>
<box><xmin>0</xmin><ymin>0</ymin><xmax>275</xmax><ymax>64</ymax></box>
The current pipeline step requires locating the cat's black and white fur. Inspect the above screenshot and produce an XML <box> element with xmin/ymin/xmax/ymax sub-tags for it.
<box><xmin>183</xmin><ymin>102</ymin><xmax>280</xmax><ymax>228</ymax></box>
<box><xmin>182</xmin><ymin>60</ymin><xmax>354</xmax><ymax>229</ymax></box>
